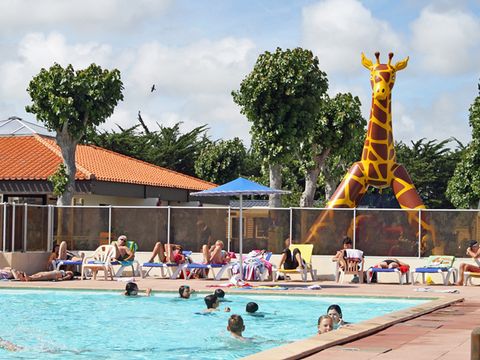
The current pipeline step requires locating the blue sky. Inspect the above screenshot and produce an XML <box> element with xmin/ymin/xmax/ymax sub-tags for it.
<box><xmin>0</xmin><ymin>0</ymin><xmax>479</xmax><ymax>147</ymax></box>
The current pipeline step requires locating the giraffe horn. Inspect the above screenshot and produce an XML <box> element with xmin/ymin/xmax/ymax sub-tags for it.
<box><xmin>375</xmin><ymin>52</ymin><xmax>380</xmax><ymax>64</ymax></box>
<box><xmin>388</xmin><ymin>52</ymin><xmax>394</xmax><ymax>66</ymax></box>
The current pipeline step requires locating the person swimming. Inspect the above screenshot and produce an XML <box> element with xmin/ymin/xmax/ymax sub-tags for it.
<box><xmin>124</xmin><ymin>282</ymin><xmax>151</xmax><ymax>297</ymax></box>
<box><xmin>326</xmin><ymin>304</ymin><xmax>349</xmax><ymax>329</ymax></box>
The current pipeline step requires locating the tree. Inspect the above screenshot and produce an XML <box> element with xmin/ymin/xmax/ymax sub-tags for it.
<box><xmin>194</xmin><ymin>138</ymin><xmax>247</xmax><ymax>184</ymax></box>
<box><xmin>26</xmin><ymin>63</ymin><xmax>123</xmax><ymax>205</ymax></box>
<box><xmin>447</xmin><ymin>86</ymin><xmax>480</xmax><ymax>208</ymax></box>
<box><xmin>299</xmin><ymin>93</ymin><xmax>366</xmax><ymax>207</ymax></box>
<box><xmin>232</xmin><ymin>47</ymin><xmax>328</xmax><ymax>207</ymax></box>
<box><xmin>396</xmin><ymin>138</ymin><xmax>462</xmax><ymax>208</ymax></box>
<box><xmin>87</xmin><ymin>121</ymin><xmax>209</xmax><ymax>177</ymax></box>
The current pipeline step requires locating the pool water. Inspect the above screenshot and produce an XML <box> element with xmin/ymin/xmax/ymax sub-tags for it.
<box><xmin>0</xmin><ymin>289</ymin><xmax>428</xmax><ymax>359</ymax></box>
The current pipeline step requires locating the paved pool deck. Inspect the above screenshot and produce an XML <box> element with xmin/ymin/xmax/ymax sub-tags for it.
<box><xmin>0</xmin><ymin>277</ymin><xmax>477</xmax><ymax>359</ymax></box>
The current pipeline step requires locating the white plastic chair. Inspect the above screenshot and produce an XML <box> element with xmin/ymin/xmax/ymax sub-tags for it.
<box><xmin>81</xmin><ymin>245</ymin><xmax>115</xmax><ymax>281</ymax></box>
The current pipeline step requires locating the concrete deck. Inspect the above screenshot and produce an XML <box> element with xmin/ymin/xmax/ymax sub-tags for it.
<box><xmin>0</xmin><ymin>277</ymin><xmax>477</xmax><ymax>359</ymax></box>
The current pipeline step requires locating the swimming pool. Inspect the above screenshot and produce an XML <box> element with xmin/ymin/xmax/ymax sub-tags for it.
<box><xmin>0</xmin><ymin>289</ymin><xmax>428</xmax><ymax>359</ymax></box>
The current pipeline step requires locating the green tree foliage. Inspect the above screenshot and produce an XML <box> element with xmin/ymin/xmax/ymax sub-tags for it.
<box><xmin>299</xmin><ymin>92</ymin><xmax>366</xmax><ymax>206</ymax></box>
<box><xmin>447</xmin><ymin>88</ymin><xmax>480</xmax><ymax>208</ymax></box>
<box><xmin>87</xmin><ymin>122</ymin><xmax>209</xmax><ymax>177</ymax></box>
<box><xmin>232</xmin><ymin>47</ymin><xmax>328</xmax><ymax>206</ymax></box>
<box><xmin>194</xmin><ymin>138</ymin><xmax>248</xmax><ymax>184</ymax></box>
<box><xmin>26</xmin><ymin>63</ymin><xmax>124</xmax><ymax>205</ymax></box>
<box><xmin>396</xmin><ymin>138</ymin><xmax>462</xmax><ymax>208</ymax></box>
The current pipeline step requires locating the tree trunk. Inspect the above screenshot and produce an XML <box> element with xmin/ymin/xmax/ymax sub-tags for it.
<box><xmin>269</xmin><ymin>163</ymin><xmax>282</xmax><ymax>208</ymax></box>
<box><xmin>300</xmin><ymin>148</ymin><xmax>331</xmax><ymax>207</ymax></box>
<box><xmin>56</xmin><ymin>129</ymin><xmax>78</xmax><ymax>206</ymax></box>
<box><xmin>324</xmin><ymin>173</ymin><xmax>337</xmax><ymax>201</ymax></box>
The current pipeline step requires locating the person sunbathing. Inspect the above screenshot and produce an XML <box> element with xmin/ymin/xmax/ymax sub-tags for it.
<box><xmin>374</xmin><ymin>258</ymin><xmax>409</xmax><ymax>269</ymax></box>
<box><xmin>0</xmin><ymin>267</ymin><xmax>18</xmax><ymax>280</ymax></box>
<box><xmin>13</xmin><ymin>269</ymin><xmax>75</xmax><ymax>281</ymax></box>
<box><xmin>278</xmin><ymin>239</ymin><xmax>305</xmax><ymax>271</ymax></box>
<box><xmin>148</xmin><ymin>241</ymin><xmax>184</xmax><ymax>263</ymax></box>
<box><xmin>113</xmin><ymin>235</ymin><xmax>134</xmax><ymax>262</ymax></box>
<box><xmin>47</xmin><ymin>241</ymin><xmax>84</xmax><ymax>271</ymax></box>
<box><xmin>202</xmin><ymin>240</ymin><xmax>229</xmax><ymax>264</ymax></box>
<box><xmin>456</xmin><ymin>240</ymin><xmax>480</xmax><ymax>285</ymax></box>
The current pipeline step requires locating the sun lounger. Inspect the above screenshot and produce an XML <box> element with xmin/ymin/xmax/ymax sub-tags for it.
<box><xmin>274</xmin><ymin>244</ymin><xmax>316</xmax><ymax>282</ymax></box>
<box><xmin>142</xmin><ymin>251</ymin><xmax>192</xmax><ymax>279</ymax></box>
<box><xmin>81</xmin><ymin>245</ymin><xmax>116</xmax><ymax>281</ymax></box>
<box><xmin>367</xmin><ymin>265</ymin><xmax>410</xmax><ymax>284</ymax></box>
<box><xmin>411</xmin><ymin>255</ymin><xmax>457</xmax><ymax>285</ymax></box>
<box><xmin>111</xmin><ymin>241</ymin><xmax>143</xmax><ymax>278</ymax></box>
<box><xmin>220</xmin><ymin>251</ymin><xmax>273</xmax><ymax>281</ymax></box>
<box><xmin>182</xmin><ymin>262</ymin><xmax>227</xmax><ymax>280</ymax></box>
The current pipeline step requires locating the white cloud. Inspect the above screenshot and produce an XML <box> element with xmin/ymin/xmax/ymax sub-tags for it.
<box><xmin>0</xmin><ymin>32</ymin><xmax>113</xmax><ymax>112</ymax></box>
<box><xmin>302</xmin><ymin>0</ymin><xmax>403</xmax><ymax>75</ymax></box>
<box><xmin>411</xmin><ymin>6</ymin><xmax>480</xmax><ymax>75</ymax></box>
<box><xmin>0</xmin><ymin>0</ymin><xmax>171</xmax><ymax>33</ymax></box>
<box><xmin>129</xmin><ymin>37</ymin><xmax>256</xmax><ymax>96</ymax></box>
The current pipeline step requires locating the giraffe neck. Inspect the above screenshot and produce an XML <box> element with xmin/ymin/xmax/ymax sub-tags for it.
<box><xmin>361</xmin><ymin>95</ymin><xmax>395</xmax><ymax>163</ymax></box>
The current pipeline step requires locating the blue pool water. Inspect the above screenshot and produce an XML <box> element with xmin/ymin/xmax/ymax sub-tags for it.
<box><xmin>0</xmin><ymin>289</ymin><xmax>428</xmax><ymax>359</ymax></box>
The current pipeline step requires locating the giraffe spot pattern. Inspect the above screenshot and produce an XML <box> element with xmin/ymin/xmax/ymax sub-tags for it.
<box><xmin>373</xmin><ymin>103</ymin><xmax>387</xmax><ymax>124</ymax></box>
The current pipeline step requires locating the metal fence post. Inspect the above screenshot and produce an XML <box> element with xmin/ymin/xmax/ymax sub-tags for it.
<box><xmin>23</xmin><ymin>203</ymin><xmax>28</xmax><ymax>252</ymax></box>
<box><xmin>227</xmin><ymin>207</ymin><xmax>231</xmax><ymax>252</ymax></box>
<box><xmin>353</xmin><ymin>208</ymin><xmax>357</xmax><ymax>248</ymax></box>
<box><xmin>289</xmin><ymin>207</ymin><xmax>293</xmax><ymax>245</ymax></box>
<box><xmin>167</xmin><ymin>206</ymin><xmax>171</xmax><ymax>245</ymax></box>
<box><xmin>108</xmin><ymin>205</ymin><xmax>112</xmax><ymax>243</ymax></box>
<box><xmin>2</xmin><ymin>203</ymin><xmax>6</xmax><ymax>252</ymax></box>
<box><xmin>472</xmin><ymin>327</ymin><xmax>480</xmax><ymax>360</ymax></box>
<box><xmin>47</xmin><ymin>205</ymin><xmax>53</xmax><ymax>252</ymax></box>
<box><xmin>11</xmin><ymin>203</ymin><xmax>15</xmax><ymax>252</ymax></box>
<box><xmin>418</xmin><ymin>209</ymin><xmax>422</xmax><ymax>258</ymax></box>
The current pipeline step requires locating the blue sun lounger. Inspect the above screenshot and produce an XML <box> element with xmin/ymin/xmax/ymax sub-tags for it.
<box><xmin>142</xmin><ymin>251</ymin><xmax>192</xmax><ymax>279</ymax></box>
<box><xmin>411</xmin><ymin>255</ymin><xmax>457</xmax><ymax>285</ymax></box>
<box><xmin>367</xmin><ymin>267</ymin><xmax>410</xmax><ymax>284</ymax></box>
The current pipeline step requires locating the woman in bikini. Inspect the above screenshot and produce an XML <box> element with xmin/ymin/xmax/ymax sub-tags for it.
<box><xmin>375</xmin><ymin>258</ymin><xmax>408</xmax><ymax>269</ymax></box>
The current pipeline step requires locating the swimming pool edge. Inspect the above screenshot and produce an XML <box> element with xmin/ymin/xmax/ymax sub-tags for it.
<box><xmin>242</xmin><ymin>296</ymin><xmax>463</xmax><ymax>360</ymax></box>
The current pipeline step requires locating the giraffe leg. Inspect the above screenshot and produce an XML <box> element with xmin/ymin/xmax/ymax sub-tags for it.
<box><xmin>304</xmin><ymin>162</ymin><xmax>367</xmax><ymax>244</ymax></box>
<box><xmin>391</xmin><ymin>164</ymin><xmax>436</xmax><ymax>254</ymax></box>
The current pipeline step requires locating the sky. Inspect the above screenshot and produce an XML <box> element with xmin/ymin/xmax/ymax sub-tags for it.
<box><xmin>1</xmin><ymin>0</ymin><xmax>480</xmax><ymax>147</ymax></box>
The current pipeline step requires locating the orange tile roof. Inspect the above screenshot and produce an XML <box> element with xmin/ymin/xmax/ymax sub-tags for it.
<box><xmin>0</xmin><ymin>135</ymin><xmax>215</xmax><ymax>191</ymax></box>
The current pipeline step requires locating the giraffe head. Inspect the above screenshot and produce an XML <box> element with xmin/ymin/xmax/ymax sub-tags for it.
<box><xmin>361</xmin><ymin>52</ymin><xmax>409</xmax><ymax>100</ymax></box>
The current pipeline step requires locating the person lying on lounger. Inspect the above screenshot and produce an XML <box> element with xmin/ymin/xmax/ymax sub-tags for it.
<box><xmin>113</xmin><ymin>235</ymin><xmax>134</xmax><ymax>262</ymax></box>
<box><xmin>147</xmin><ymin>242</ymin><xmax>185</xmax><ymax>264</ymax></box>
<box><xmin>47</xmin><ymin>241</ymin><xmax>84</xmax><ymax>271</ymax></box>
<box><xmin>13</xmin><ymin>269</ymin><xmax>75</xmax><ymax>281</ymax></box>
<box><xmin>202</xmin><ymin>240</ymin><xmax>230</xmax><ymax>265</ymax></box>
<box><xmin>373</xmin><ymin>258</ymin><xmax>409</xmax><ymax>269</ymax></box>
<box><xmin>278</xmin><ymin>239</ymin><xmax>305</xmax><ymax>271</ymax></box>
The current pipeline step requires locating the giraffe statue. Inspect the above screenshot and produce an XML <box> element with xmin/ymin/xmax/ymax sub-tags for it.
<box><xmin>305</xmin><ymin>52</ymin><xmax>433</xmax><ymax>248</ymax></box>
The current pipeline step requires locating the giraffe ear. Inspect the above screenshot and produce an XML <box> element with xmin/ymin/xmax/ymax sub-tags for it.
<box><xmin>361</xmin><ymin>52</ymin><xmax>373</xmax><ymax>70</ymax></box>
<box><xmin>394</xmin><ymin>56</ymin><xmax>409</xmax><ymax>71</ymax></box>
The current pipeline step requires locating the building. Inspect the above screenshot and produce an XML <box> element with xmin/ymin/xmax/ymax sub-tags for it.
<box><xmin>0</xmin><ymin>117</ymin><xmax>216</xmax><ymax>206</ymax></box>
